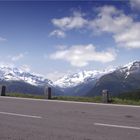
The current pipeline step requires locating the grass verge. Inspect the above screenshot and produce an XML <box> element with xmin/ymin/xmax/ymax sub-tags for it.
<box><xmin>6</xmin><ymin>93</ymin><xmax>45</xmax><ymax>99</ymax></box>
<box><xmin>5</xmin><ymin>93</ymin><xmax>140</xmax><ymax>105</ymax></box>
<box><xmin>53</xmin><ymin>96</ymin><xmax>102</xmax><ymax>103</ymax></box>
<box><xmin>112</xmin><ymin>97</ymin><xmax>140</xmax><ymax>105</ymax></box>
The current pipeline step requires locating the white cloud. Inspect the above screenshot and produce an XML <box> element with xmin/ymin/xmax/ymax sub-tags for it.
<box><xmin>10</xmin><ymin>53</ymin><xmax>24</xmax><ymax>61</ymax></box>
<box><xmin>51</xmin><ymin>6</ymin><xmax>140</xmax><ymax>49</ymax></box>
<box><xmin>90</xmin><ymin>6</ymin><xmax>133</xmax><ymax>33</ymax></box>
<box><xmin>114</xmin><ymin>23</ymin><xmax>140</xmax><ymax>48</ymax></box>
<box><xmin>0</xmin><ymin>37</ymin><xmax>7</xmax><ymax>42</ymax></box>
<box><xmin>52</xmin><ymin>12</ymin><xmax>87</xmax><ymax>30</ymax></box>
<box><xmin>50</xmin><ymin>44</ymin><xmax>116</xmax><ymax>67</ymax></box>
<box><xmin>49</xmin><ymin>29</ymin><xmax>66</xmax><ymax>38</ymax></box>
<box><xmin>130</xmin><ymin>0</ymin><xmax>140</xmax><ymax>9</ymax></box>
<box><xmin>90</xmin><ymin>6</ymin><xmax>140</xmax><ymax>49</ymax></box>
<box><xmin>50</xmin><ymin>5</ymin><xmax>140</xmax><ymax>49</ymax></box>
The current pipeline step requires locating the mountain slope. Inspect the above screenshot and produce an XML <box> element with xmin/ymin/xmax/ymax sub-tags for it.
<box><xmin>87</xmin><ymin>61</ymin><xmax>140</xmax><ymax>96</ymax></box>
<box><xmin>0</xmin><ymin>66</ymin><xmax>62</xmax><ymax>95</ymax></box>
<box><xmin>54</xmin><ymin>69</ymin><xmax>115</xmax><ymax>96</ymax></box>
<box><xmin>1</xmin><ymin>61</ymin><xmax>140</xmax><ymax>97</ymax></box>
<box><xmin>0</xmin><ymin>66</ymin><xmax>53</xmax><ymax>86</ymax></box>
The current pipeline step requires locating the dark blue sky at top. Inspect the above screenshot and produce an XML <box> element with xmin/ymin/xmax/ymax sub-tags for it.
<box><xmin>0</xmin><ymin>0</ymin><xmax>139</xmax><ymax>80</ymax></box>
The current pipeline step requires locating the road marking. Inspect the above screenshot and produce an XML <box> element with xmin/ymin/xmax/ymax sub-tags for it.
<box><xmin>0</xmin><ymin>111</ymin><xmax>42</xmax><ymax>119</ymax></box>
<box><xmin>1</xmin><ymin>96</ymin><xmax>140</xmax><ymax>108</ymax></box>
<box><xmin>94</xmin><ymin>123</ymin><xmax>140</xmax><ymax>130</ymax></box>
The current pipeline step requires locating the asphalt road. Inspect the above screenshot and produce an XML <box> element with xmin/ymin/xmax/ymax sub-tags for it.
<box><xmin>0</xmin><ymin>96</ymin><xmax>140</xmax><ymax>140</ymax></box>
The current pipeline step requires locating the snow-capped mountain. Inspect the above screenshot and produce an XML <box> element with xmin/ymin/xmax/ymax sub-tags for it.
<box><xmin>54</xmin><ymin>61</ymin><xmax>140</xmax><ymax>96</ymax></box>
<box><xmin>117</xmin><ymin>61</ymin><xmax>140</xmax><ymax>79</ymax></box>
<box><xmin>0</xmin><ymin>66</ymin><xmax>53</xmax><ymax>86</ymax></box>
<box><xmin>0</xmin><ymin>61</ymin><xmax>140</xmax><ymax>96</ymax></box>
<box><xmin>0</xmin><ymin>66</ymin><xmax>63</xmax><ymax>95</ymax></box>
<box><xmin>54</xmin><ymin>69</ymin><xmax>115</xmax><ymax>88</ymax></box>
<box><xmin>54</xmin><ymin>68</ymin><xmax>115</xmax><ymax>96</ymax></box>
<box><xmin>87</xmin><ymin>61</ymin><xmax>140</xmax><ymax>96</ymax></box>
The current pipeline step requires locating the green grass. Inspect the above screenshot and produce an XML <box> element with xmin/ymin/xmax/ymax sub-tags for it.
<box><xmin>112</xmin><ymin>97</ymin><xmax>140</xmax><ymax>105</ymax></box>
<box><xmin>5</xmin><ymin>93</ymin><xmax>140</xmax><ymax>106</ymax></box>
<box><xmin>53</xmin><ymin>96</ymin><xmax>102</xmax><ymax>103</ymax></box>
<box><xmin>53</xmin><ymin>96</ymin><xmax>140</xmax><ymax>105</ymax></box>
<box><xmin>7</xmin><ymin>93</ymin><xmax>45</xmax><ymax>99</ymax></box>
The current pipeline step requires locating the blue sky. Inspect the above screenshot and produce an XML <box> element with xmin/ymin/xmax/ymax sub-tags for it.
<box><xmin>0</xmin><ymin>0</ymin><xmax>140</xmax><ymax>81</ymax></box>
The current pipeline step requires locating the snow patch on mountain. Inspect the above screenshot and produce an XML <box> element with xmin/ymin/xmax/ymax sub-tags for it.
<box><xmin>0</xmin><ymin>66</ymin><xmax>53</xmax><ymax>86</ymax></box>
<box><xmin>118</xmin><ymin>61</ymin><xmax>140</xmax><ymax>79</ymax></box>
<box><xmin>1</xmin><ymin>61</ymin><xmax>140</xmax><ymax>90</ymax></box>
<box><xmin>54</xmin><ymin>69</ymin><xmax>115</xmax><ymax>88</ymax></box>
<box><xmin>54</xmin><ymin>61</ymin><xmax>140</xmax><ymax>88</ymax></box>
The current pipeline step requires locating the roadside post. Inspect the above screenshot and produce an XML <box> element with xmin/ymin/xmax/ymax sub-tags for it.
<box><xmin>102</xmin><ymin>89</ymin><xmax>111</xmax><ymax>103</ymax></box>
<box><xmin>44</xmin><ymin>86</ymin><xmax>52</xmax><ymax>99</ymax></box>
<box><xmin>0</xmin><ymin>85</ymin><xmax>6</xmax><ymax>96</ymax></box>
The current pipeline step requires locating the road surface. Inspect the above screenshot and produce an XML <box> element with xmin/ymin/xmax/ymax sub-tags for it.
<box><xmin>0</xmin><ymin>96</ymin><xmax>140</xmax><ymax>140</ymax></box>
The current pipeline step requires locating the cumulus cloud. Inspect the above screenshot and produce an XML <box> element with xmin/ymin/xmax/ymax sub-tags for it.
<box><xmin>90</xmin><ymin>6</ymin><xmax>133</xmax><ymax>33</ymax></box>
<box><xmin>90</xmin><ymin>6</ymin><xmax>140</xmax><ymax>49</ymax></box>
<box><xmin>49</xmin><ymin>29</ymin><xmax>66</xmax><ymax>38</ymax></box>
<box><xmin>50</xmin><ymin>44</ymin><xmax>116</xmax><ymax>67</ymax></box>
<box><xmin>51</xmin><ymin>6</ymin><xmax>140</xmax><ymax>49</ymax></box>
<box><xmin>114</xmin><ymin>23</ymin><xmax>140</xmax><ymax>48</ymax></box>
<box><xmin>130</xmin><ymin>0</ymin><xmax>140</xmax><ymax>9</ymax></box>
<box><xmin>52</xmin><ymin>11</ymin><xmax>87</xmax><ymax>30</ymax></box>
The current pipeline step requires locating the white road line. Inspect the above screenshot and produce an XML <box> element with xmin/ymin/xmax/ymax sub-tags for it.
<box><xmin>1</xmin><ymin>96</ymin><xmax>140</xmax><ymax>108</ymax></box>
<box><xmin>94</xmin><ymin>123</ymin><xmax>140</xmax><ymax>130</ymax></box>
<box><xmin>0</xmin><ymin>111</ymin><xmax>42</xmax><ymax>119</ymax></box>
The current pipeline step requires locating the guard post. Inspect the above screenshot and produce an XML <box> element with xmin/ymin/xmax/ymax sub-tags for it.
<box><xmin>44</xmin><ymin>86</ymin><xmax>52</xmax><ymax>99</ymax></box>
<box><xmin>102</xmin><ymin>89</ymin><xmax>111</xmax><ymax>103</ymax></box>
<box><xmin>0</xmin><ymin>85</ymin><xmax>6</xmax><ymax>96</ymax></box>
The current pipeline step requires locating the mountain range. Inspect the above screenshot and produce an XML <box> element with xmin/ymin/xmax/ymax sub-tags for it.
<box><xmin>87</xmin><ymin>61</ymin><xmax>140</xmax><ymax>96</ymax></box>
<box><xmin>0</xmin><ymin>66</ymin><xmax>61</xmax><ymax>96</ymax></box>
<box><xmin>54</xmin><ymin>69</ymin><xmax>115</xmax><ymax>96</ymax></box>
<box><xmin>0</xmin><ymin>61</ymin><xmax>140</xmax><ymax>97</ymax></box>
<box><xmin>55</xmin><ymin>61</ymin><xmax>140</xmax><ymax>96</ymax></box>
